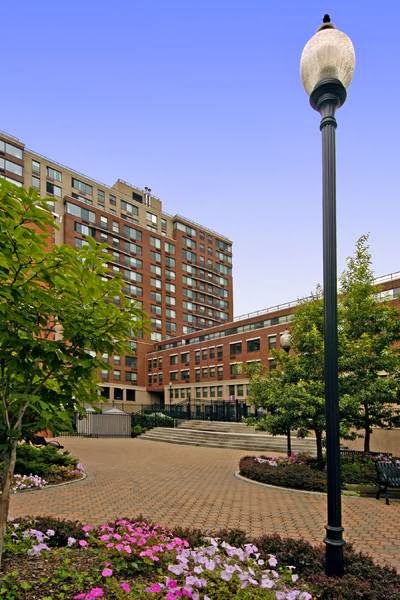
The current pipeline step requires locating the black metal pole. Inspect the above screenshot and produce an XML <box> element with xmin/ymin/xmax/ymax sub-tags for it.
<box><xmin>310</xmin><ymin>78</ymin><xmax>346</xmax><ymax>577</ymax></box>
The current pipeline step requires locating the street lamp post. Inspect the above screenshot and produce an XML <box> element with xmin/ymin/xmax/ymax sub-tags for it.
<box><xmin>300</xmin><ymin>15</ymin><xmax>355</xmax><ymax>577</ymax></box>
<box><xmin>169</xmin><ymin>382</ymin><xmax>172</xmax><ymax>416</ymax></box>
<box><xmin>279</xmin><ymin>329</ymin><xmax>292</xmax><ymax>457</ymax></box>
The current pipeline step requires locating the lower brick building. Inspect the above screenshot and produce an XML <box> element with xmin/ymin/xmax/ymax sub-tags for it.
<box><xmin>140</xmin><ymin>271</ymin><xmax>400</xmax><ymax>416</ymax></box>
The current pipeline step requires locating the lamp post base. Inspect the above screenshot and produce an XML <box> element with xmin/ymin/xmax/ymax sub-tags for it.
<box><xmin>324</xmin><ymin>525</ymin><xmax>345</xmax><ymax>576</ymax></box>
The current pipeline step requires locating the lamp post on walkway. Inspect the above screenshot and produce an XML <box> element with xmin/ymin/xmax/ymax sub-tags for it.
<box><xmin>279</xmin><ymin>330</ymin><xmax>292</xmax><ymax>457</ymax></box>
<box><xmin>169</xmin><ymin>382</ymin><xmax>172</xmax><ymax>416</ymax></box>
<box><xmin>300</xmin><ymin>15</ymin><xmax>355</xmax><ymax>577</ymax></box>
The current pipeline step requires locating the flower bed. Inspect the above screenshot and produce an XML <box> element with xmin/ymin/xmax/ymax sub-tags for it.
<box><xmin>1</xmin><ymin>517</ymin><xmax>398</xmax><ymax>599</ymax></box>
<box><xmin>239</xmin><ymin>455</ymin><xmax>327</xmax><ymax>492</ymax></box>
<box><xmin>239</xmin><ymin>453</ymin><xmax>400</xmax><ymax>494</ymax></box>
<box><xmin>1</xmin><ymin>445</ymin><xmax>86</xmax><ymax>492</ymax></box>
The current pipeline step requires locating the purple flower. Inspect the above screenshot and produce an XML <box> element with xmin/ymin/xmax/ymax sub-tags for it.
<box><xmin>101</xmin><ymin>568</ymin><xmax>113</xmax><ymax>577</ymax></box>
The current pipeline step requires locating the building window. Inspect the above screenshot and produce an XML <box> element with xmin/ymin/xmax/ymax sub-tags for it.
<box><xmin>150</xmin><ymin>236</ymin><xmax>161</xmax><ymax>249</ymax></box>
<box><xmin>65</xmin><ymin>202</ymin><xmax>96</xmax><ymax>222</ymax></box>
<box><xmin>151</xmin><ymin>304</ymin><xmax>162</xmax><ymax>316</ymax></box>
<box><xmin>151</xmin><ymin>264</ymin><xmax>162</xmax><ymax>276</ymax></box>
<box><xmin>170</xmin><ymin>355</ymin><xmax>178</xmax><ymax>365</ymax></box>
<box><xmin>268</xmin><ymin>335</ymin><xmax>277</xmax><ymax>350</ymax></box>
<box><xmin>165</xmin><ymin>242</ymin><xmax>175</xmax><ymax>254</ymax></box>
<box><xmin>32</xmin><ymin>175</ymin><xmax>40</xmax><ymax>189</ymax></box>
<box><xmin>201</xmin><ymin>349</ymin><xmax>208</xmax><ymax>361</ymax></box>
<box><xmin>72</xmin><ymin>177</ymin><xmax>92</xmax><ymax>196</ymax></box>
<box><xmin>247</xmin><ymin>338</ymin><xmax>260</xmax><ymax>353</ymax></box>
<box><xmin>181</xmin><ymin>352</ymin><xmax>189</xmax><ymax>365</ymax></box>
<box><xmin>0</xmin><ymin>140</ymin><xmax>23</xmax><ymax>159</ymax></box>
<box><xmin>31</xmin><ymin>160</ymin><xmax>40</xmax><ymax>174</ymax></box>
<box><xmin>126</xmin><ymin>389</ymin><xmax>136</xmax><ymax>401</ymax></box>
<box><xmin>181</xmin><ymin>370</ymin><xmax>189</xmax><ymax>381</ymax></box>
<box><xmin>146</xmin><ymin>212</ymin><xmax>158</xmax><ymax>226</ymax></box>
<box><xmin>124</xmin><ymin>225</ymin><xmax>142</xmax><ymax>241</ymax></box>
<box><xmin>46</xmin><ymin>181</ymin><xmax>62</xmax><ymax>197</ymax></box>
<box><xmin>0</xmin><ymin>158</ymin><xmax>23</xmax><ymax>176</ymax></box>
<box><xmin>170</xmin><ymin>371</ymin><xmax>178</xmax><ymax>381</ymax></box>
<box><xmin>109</xmin><ymin>194</ymin><xmax>117</xmax><ymax>206</ymax></box>
<box><xmin>46</xmin><ymin>166</ymin><xmax>62</xmax><ymax>181</ymax></box>
<box><xmin>74</xmin><ymin>222</ymin><xmax>96</xmax><ymax>237</ymax></box>
<box><xmin>230</xmin><ymin>342</ymin><xmax>242</xmax><ymax>357</ymax></box>
<box><xmin>100</xmin><ymin>386</ymin><xmax>110</xmax><ymax>399</ymax></box>
<box><xmin>230</xmin><ymin>363</ymin><xmax>240</xmax><ymax>376</ymax></box>
<box><xmin>217</xmin><ymin>386</ymin><xmax>223</xmax><ymax>398</ymax></box>
<box><xmin>202</xmin><ymin>367</ymin><xmax>208</xmax><ymax>377</ymax></box>
<box><xmin>114</xmin><ymin>387</ymin><xmax>123</xmax><ymax>400</ymax></box>
<box><xmin>121</xmin><ymin>200</ymin><xmax>139</xmax><ymax>216</ymax></box>
<box><xmin>125</xmin><ymin>356</ymin><xmax>137</xmax><ymax>368</ymax></box>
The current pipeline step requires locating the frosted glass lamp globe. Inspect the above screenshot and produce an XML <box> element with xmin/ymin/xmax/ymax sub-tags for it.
<box><xmin>300</xmin><ymin>16</ymin><xmax>355</xmax><ymax>97</ymax></box>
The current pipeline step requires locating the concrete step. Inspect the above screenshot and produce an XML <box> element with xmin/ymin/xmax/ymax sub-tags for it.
<box><xmin>177</xmin><ymin>420</ymin><xmax>257</xmax><ymax>434</ymax></box>
<box><xmin>139</xmin><ymin>427</ymin><xmax>316</xmax><ymax>453</ymax></box>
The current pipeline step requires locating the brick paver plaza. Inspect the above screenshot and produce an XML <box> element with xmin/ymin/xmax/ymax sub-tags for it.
<box><xmin>9</xmin><ymin>437</ymin><xmax>400</xmax><ymax>571</ymax></box>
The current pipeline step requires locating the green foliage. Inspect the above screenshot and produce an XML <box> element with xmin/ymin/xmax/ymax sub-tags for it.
<box><xmin>239</xmin><ymin>456</ymin><xmax>327</xmax><ymax>492</ymax></box>
<box><xmin>132</xmin><ymin>424</ymin><xmax>144</xmax><ymax>437</ymax></box>
<box><xmin>339</xmin><ymin>234</ymin><xmax>400</xmax><ymax>451</ymax></box>
<box><xmin>9</xmin><ymin>516</ymin><xmax>83</xmax><ymax>548</ymax></box>
<box><xmin>254</xmin><ymin>534</ymin><xmax>400</xmax><ymax>600</ymax></box>
<box><xmin>341</xmin><ymin>459</ymin><xmax>376</xmax><ymax>485</ymax></box>
<box><xmin>0</xmin><ymin>180</ymin><xmax>145</xmax><ymax>449</ymax></box>
<box><xmin>132</xmin><ymin>412</ymin><xmax>174</xmax><ymax>429</ymax></box>
<box><xmin>2</xmin><ymin>517</ymin><xmax>399</xmax><ymax>600</ymax></box>
<box><xmin>0</xmin><ymin>180</ymin><xmax>145</xmax><ymax>565</ymax></box>
<box><xmin>247</xmin><ymin>234</ymin><xmax>400</xmax><ymax>458</ymax></box>
<box><xmin>11</xmin><ymin>445</ymin><xmax>76</xmax><ymax>477</ymax></box>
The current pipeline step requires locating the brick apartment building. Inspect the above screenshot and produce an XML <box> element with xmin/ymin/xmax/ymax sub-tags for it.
<box><xmin>0</xmin><ymin>130</ymin><xmax>233</xmax><ymax>406</ymax></box>
<box><xmin>146</xmin><ymin>273</ymin><xmax>400</xmax><ymax>416</ymax></box>
<box><xmin>1</xmin><ymin>130</ymin><xmax>399</xmax><ymax>415</ymax></box>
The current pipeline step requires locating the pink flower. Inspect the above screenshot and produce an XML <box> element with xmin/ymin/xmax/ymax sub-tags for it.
<box><xmin>101</xmin><ymin>568</ymin><xmax>113</xmax><ymax>577</ymax></box>
<box><xmin>166</xmin><ymin>578</ymin><xmax>178</xmax><ymax>589</ymax></box>
<box><xmin>119</xmin><ymin>582</ymin><xmax>131</xmax><ymax>593</ymax></box>
<box><xmin>78</xmin><ymin>539</ymin><xmax>88</xmax><ymax>548</ymax></box>
<box><xmin>147</xmin><ymin>583</ymin><xmax>162</xmax><ymax>592</ymax></box>
<box><xmin>82</xmin><ymin>525</ymin><xmax>93</xmax><ymax>533</ymax></box>
<box><xmin>87</xmin><ymin>588</ymin><xmax>104</xmax><ymax>599</ymax></box>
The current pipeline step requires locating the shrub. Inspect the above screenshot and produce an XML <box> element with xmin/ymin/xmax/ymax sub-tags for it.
<box><xmin>239</xmin><ymin>456</ymin><xmax>327</xmax><ymax>492</ymax></box>
<box><xmin>12</xmin><ymin>444</ymin><xmax>77</xmax><ymax>477</ymax></box>
<box><xmin>341</xmin><ymin>460</ymin><xmax>376</xmax><ymax>485</ymax></box>
<box><xmin>254</xmin><ymin>534</ymin><xmax>400</xmax><ymax>600</ymax></box>
<box><xmin>131</xmin><ymin>424</ymin><xmax>144</xmax><ymax>437</ymax></box>
<box><xmin>132</xmin><ymin>412</ymin><xmax>174</xmax><ymax>429</ymax></box>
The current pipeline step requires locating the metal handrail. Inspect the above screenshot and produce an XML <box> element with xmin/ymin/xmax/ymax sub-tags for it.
<box><xmin>234</xmin><ymin>271</ymin><xmax>400</xmax><ymax>322</ymax></box>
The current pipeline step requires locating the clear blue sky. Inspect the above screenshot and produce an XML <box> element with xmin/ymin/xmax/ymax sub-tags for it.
<box><xmin>3</xmin><ymin>1</ymin><xmax>399</xmax><ymax>316</ymax></box>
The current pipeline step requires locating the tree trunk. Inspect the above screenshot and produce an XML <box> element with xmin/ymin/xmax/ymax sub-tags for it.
<box><xmin>0</xmin><ymin>439</ymin><xmax>18</xmax><ymax>569</ymax></box>
<box><xmin>363</xmin><ymin>403</ymin><xmax>371</xmax><ymax>453</ymax></box>
<box><xmin>315</xmin><ymin>429</ymin><xmax>324</xmax><ymax>462</ymax></box>
<box><xmin>286</xmin><ymin>429</ymin><xmax>292</xmax><ymax>457</ymax></box>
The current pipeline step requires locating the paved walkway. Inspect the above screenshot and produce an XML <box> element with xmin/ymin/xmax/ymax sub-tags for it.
<box><xmin>9</xmin><ymin>437</ymin><xmax>400</xmax><ymax>571</ymax></box>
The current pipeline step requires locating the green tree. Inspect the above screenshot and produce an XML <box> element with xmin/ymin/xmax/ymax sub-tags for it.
<box><xmin>248</xmin><ymin>293</ymin><xmax>328</xmax><ymax>460</ymax></box>
<box><xmin>0</xmin><ymin>181</ymin><xmax>144</xmax><ymax>566</ymax></box>
<box><xmin>339</xmin><ymin>235</ymin><xmax>400</xmax><ymax>452</ymax></box>
<box><xmin>248</xmin><ymin>292</ymin><xmax>356</xmax><ymax>461</ymax></box>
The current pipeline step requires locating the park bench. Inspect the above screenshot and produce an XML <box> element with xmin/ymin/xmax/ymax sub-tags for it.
<box><xmin>376</xmin><ymin>461</ymin><xmax>400</xmax><ymax>505</ymax></box>
<box><xmin>26</xmin><ymin>435</ymin><xmax>64</xmax><ymax>450</ymax></box>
